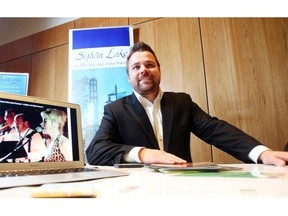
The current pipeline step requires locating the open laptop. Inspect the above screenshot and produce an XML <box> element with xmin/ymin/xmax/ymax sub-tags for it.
<box><xmin>0</xmin><ymin>92</ymin><xmax>128</xmax><ymax>189</ymax></box>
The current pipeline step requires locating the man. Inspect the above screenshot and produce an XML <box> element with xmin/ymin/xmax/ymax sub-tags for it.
<box><xmin>86</xmin><ymin>41</ymin><xmax>288</xmax><ymax>166</ymax></box>
<box><xmin>0</xmin><ymin>108</ymin><xmax>18</xmax><ymax>142</ymax></box>
<box><xmin>14</xmin><ymin>113</ymin><xmax>47</xmax><ymax>162</ymax></box>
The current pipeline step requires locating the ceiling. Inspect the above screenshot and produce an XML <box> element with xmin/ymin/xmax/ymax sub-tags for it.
<box><xmin>0</xmin><ymin>17</ymin><xmax>78</xmax><ymax>46</ymax></box>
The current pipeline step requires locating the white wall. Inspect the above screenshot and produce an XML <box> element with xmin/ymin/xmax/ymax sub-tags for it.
<box><xmin>0</xmin><ymin>17</ymin><xmax>78</xmax><ymax>46</ymax></box>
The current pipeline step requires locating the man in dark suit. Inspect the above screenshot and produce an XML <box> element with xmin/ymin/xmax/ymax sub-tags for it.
<box><xmin>86</xmin><ymin>41</ymin><xmax>288</xmax><ymax>166</ymax></box>
<box><xmin>14</xmin><ymin>113</ymin><xmax>46</xmax><ymax>162</ymax></box>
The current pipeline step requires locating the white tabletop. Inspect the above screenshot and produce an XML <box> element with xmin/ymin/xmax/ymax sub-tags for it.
<box><xmin>1</xmin><ymin>163</ymin><xmax>288</xmax><ymax>215</ymax></box>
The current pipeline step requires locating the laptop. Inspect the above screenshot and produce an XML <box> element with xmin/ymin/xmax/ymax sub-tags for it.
<box><xmin>0</xmin><ymin>92</ymin><xmax>128</xmax><ymax>189</ymax></box>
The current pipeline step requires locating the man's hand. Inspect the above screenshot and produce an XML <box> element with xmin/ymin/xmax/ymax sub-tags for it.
<box><xmin>259</xmin><ymin>150</ymin><xmax>288</xmax><ymax>166</ymax></box>
<box><xmin>138</xmin><ymin>148</ymin><xmax>187</xmax><ymax>164</ymax></box>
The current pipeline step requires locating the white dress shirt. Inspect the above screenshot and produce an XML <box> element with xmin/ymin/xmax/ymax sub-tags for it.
<box><xmin>136</xmin><ymin>90</ymin><xmax>164</xmax><ymax>151</ymax></box>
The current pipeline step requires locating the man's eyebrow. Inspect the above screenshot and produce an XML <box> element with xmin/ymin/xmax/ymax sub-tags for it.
<box><xmin>130</xmin><ymin>60</ymin><xmax>156</xmax><ymax>67</ymax></box>
<box><xmin>130</xmin><ymin>62</ymin><xmax>140</xmax><ymax>67</ymax></box>
<box><xmin>146</xmin><ymin>60</ymin><xmax>156</xmax><ymax>63</ymax></box>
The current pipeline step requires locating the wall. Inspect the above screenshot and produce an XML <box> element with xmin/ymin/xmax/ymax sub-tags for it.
<box><xmin>0</xmin><ymin>17</ymin><xmax>287</xmax><ymax>164</ymax></box>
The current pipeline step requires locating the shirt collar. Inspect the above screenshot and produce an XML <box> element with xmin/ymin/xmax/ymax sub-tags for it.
<box><xmin>20</xmin><ymin>128</ymin><xmax>31</xmax><ymax>138</ymax></box>
<box><xmin>134</xmin><ymin>88</ymin><xmax>163</xmax><ymax>107</ymax></box>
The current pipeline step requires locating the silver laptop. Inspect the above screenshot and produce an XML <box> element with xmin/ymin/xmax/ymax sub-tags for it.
<box><xmin>0</xmin><ymin>92</ymin><xmax>127</xmax><ymax>189</ymax></box>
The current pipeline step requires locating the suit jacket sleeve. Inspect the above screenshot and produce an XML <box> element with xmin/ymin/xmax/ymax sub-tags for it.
<box><xmin>160</xmin><ymin>92</ymin><xmax>263</xmax><ymax>163</ymax></box>
<box><xmin>86</xmin><ymin>95</ymin><xmax>158</xmax><ymax>166</ymax></box>
<box><xmin>186</xmin><ymin>94</ymin><xmax>263</xmax><ymax>163</ymax></box>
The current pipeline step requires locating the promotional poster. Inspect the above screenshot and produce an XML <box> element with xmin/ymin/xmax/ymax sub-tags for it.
<box><xmin>69</xmin><ymin>26</ymin><xmax>134</xmax><ymax>160</ymax></box>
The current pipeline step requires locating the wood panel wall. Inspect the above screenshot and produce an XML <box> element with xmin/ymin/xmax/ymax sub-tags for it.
<box><xmin>201</xmin><ymin>18</ymin><xmax>288</xmax><ymax>163</ymax></box>
<box><xmin>0</xmin><ymin>17</ymin><xmax>287</xmax><ymax>164</ymax></box>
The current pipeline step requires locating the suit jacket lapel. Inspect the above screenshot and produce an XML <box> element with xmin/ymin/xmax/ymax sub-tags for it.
<box><xmin>126</xmin><ymin>93</ymin><xmax>159</xmax><ymax>148</ymax></box>
<box><xmin>161</xmin><ymin>93</ymin><xmax>174</xmax><ymax>151</ymax></box>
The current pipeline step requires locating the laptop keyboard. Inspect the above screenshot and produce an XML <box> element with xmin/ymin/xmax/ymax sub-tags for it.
<box><xmin>0</xmin><ymin>167</ymin><xmax>99</xmax><ymax>177</ymax></box>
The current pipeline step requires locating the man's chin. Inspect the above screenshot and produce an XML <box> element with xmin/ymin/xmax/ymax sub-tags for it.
<box><xmin>139</xmin><ymin>84</ymin><xmax>154</xmax><ymax>91</ymax></box>
<box><xmin>138</xmin><ymin>86</ymin><xmax>159</xmax><ymax>94</ymax></box>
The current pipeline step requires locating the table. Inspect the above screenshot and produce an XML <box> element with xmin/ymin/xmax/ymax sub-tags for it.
<box><xmin>1</xmin><ymin>164</ymin><xmax>288</xmax><ymax>215</ymax></box>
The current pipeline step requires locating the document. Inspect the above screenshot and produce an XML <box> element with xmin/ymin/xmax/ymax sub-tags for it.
<box><xmin>147</xmin><ymin>162</ymin><xmax>242</xmax><ymax>173</ymax></box>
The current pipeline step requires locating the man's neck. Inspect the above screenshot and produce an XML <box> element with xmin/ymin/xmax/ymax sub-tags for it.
<box><xmin>137</xmin><ymin>88</ymin><xmax>161</xmax><ymax>103</ymax></box>
<box><xmin>134</xmin><ymin>88</ymin><xmax>163</xmax><ymax>104</ymax></box>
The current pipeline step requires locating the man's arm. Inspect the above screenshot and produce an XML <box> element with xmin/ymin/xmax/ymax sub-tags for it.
<box><xmin>85</xmin><ymin>104</ymin><xmax>136</xmax><ymax>166</ymax></box>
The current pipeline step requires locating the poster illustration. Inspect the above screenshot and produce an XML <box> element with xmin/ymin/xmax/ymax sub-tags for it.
<box><xmin>69</xmin><ymin>26</ymin><xmax>134</xmax><ymax>159</ymax></box>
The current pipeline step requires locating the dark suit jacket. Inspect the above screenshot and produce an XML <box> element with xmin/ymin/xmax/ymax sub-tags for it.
<box><xmin>86</xmin><ymin>92</ymin><xmax>263</xmax><ymax>165</ymax></box>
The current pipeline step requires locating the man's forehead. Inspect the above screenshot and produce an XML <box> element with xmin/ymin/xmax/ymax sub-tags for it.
<box><xmin>129</xmin><ymin>51</ymin><xmax>156</xmax><ymax>64</ymax></box>
<box><xmin>5</xmin><ymin>113</ymin><xmax>15</xmax><ymax>117</ymax></box>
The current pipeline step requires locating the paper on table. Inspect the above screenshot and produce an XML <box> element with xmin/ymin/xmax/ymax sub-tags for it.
<box><xmin>31</xmin><ymin>182</ymin><xmax>97</xmax><ymax>198</ymax></box>
<box><xmin>146</xmin><ymin>162</ymin><xmax>242</xmax><ymax>173</ymax></box>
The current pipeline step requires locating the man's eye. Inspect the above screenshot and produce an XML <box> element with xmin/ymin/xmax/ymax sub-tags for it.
<box><xmin>146</xmin><ymin>63</ymin><xmax>155</xmax><ymax>68</ymax></box>
<box><xmin>132</xmin><ymin>65</ymin><xmax>140</xmax><ymax>70</ymax></box>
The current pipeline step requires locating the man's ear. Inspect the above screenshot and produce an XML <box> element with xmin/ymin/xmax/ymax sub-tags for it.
<box><xmin>24</xmin><ymin>121</ymin><xmax>29</xmax><ymax>127</ymax></box>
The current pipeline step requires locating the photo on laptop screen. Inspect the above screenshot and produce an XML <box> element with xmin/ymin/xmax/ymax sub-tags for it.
<box><xmin>0</xmin><ymin>93</ymin><xmax>128</xmax><ymax>189</ymax></box>
<box><xmin>0</xmin><ymin>92</ymin><xmax>82</xmax><ymax>169</ymax></box>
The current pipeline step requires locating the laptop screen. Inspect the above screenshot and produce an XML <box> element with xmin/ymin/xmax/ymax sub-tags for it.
<box><xmin>0</xmin><ymin>92</ymin><xmax>84</xmax><ymax>170</ymax></box>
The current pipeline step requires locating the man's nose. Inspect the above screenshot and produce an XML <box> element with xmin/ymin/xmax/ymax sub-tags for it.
<box><xmin>140</xmin><ymin>65</ymin><xmax>148</xmax><ymax>74</ymax></box>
